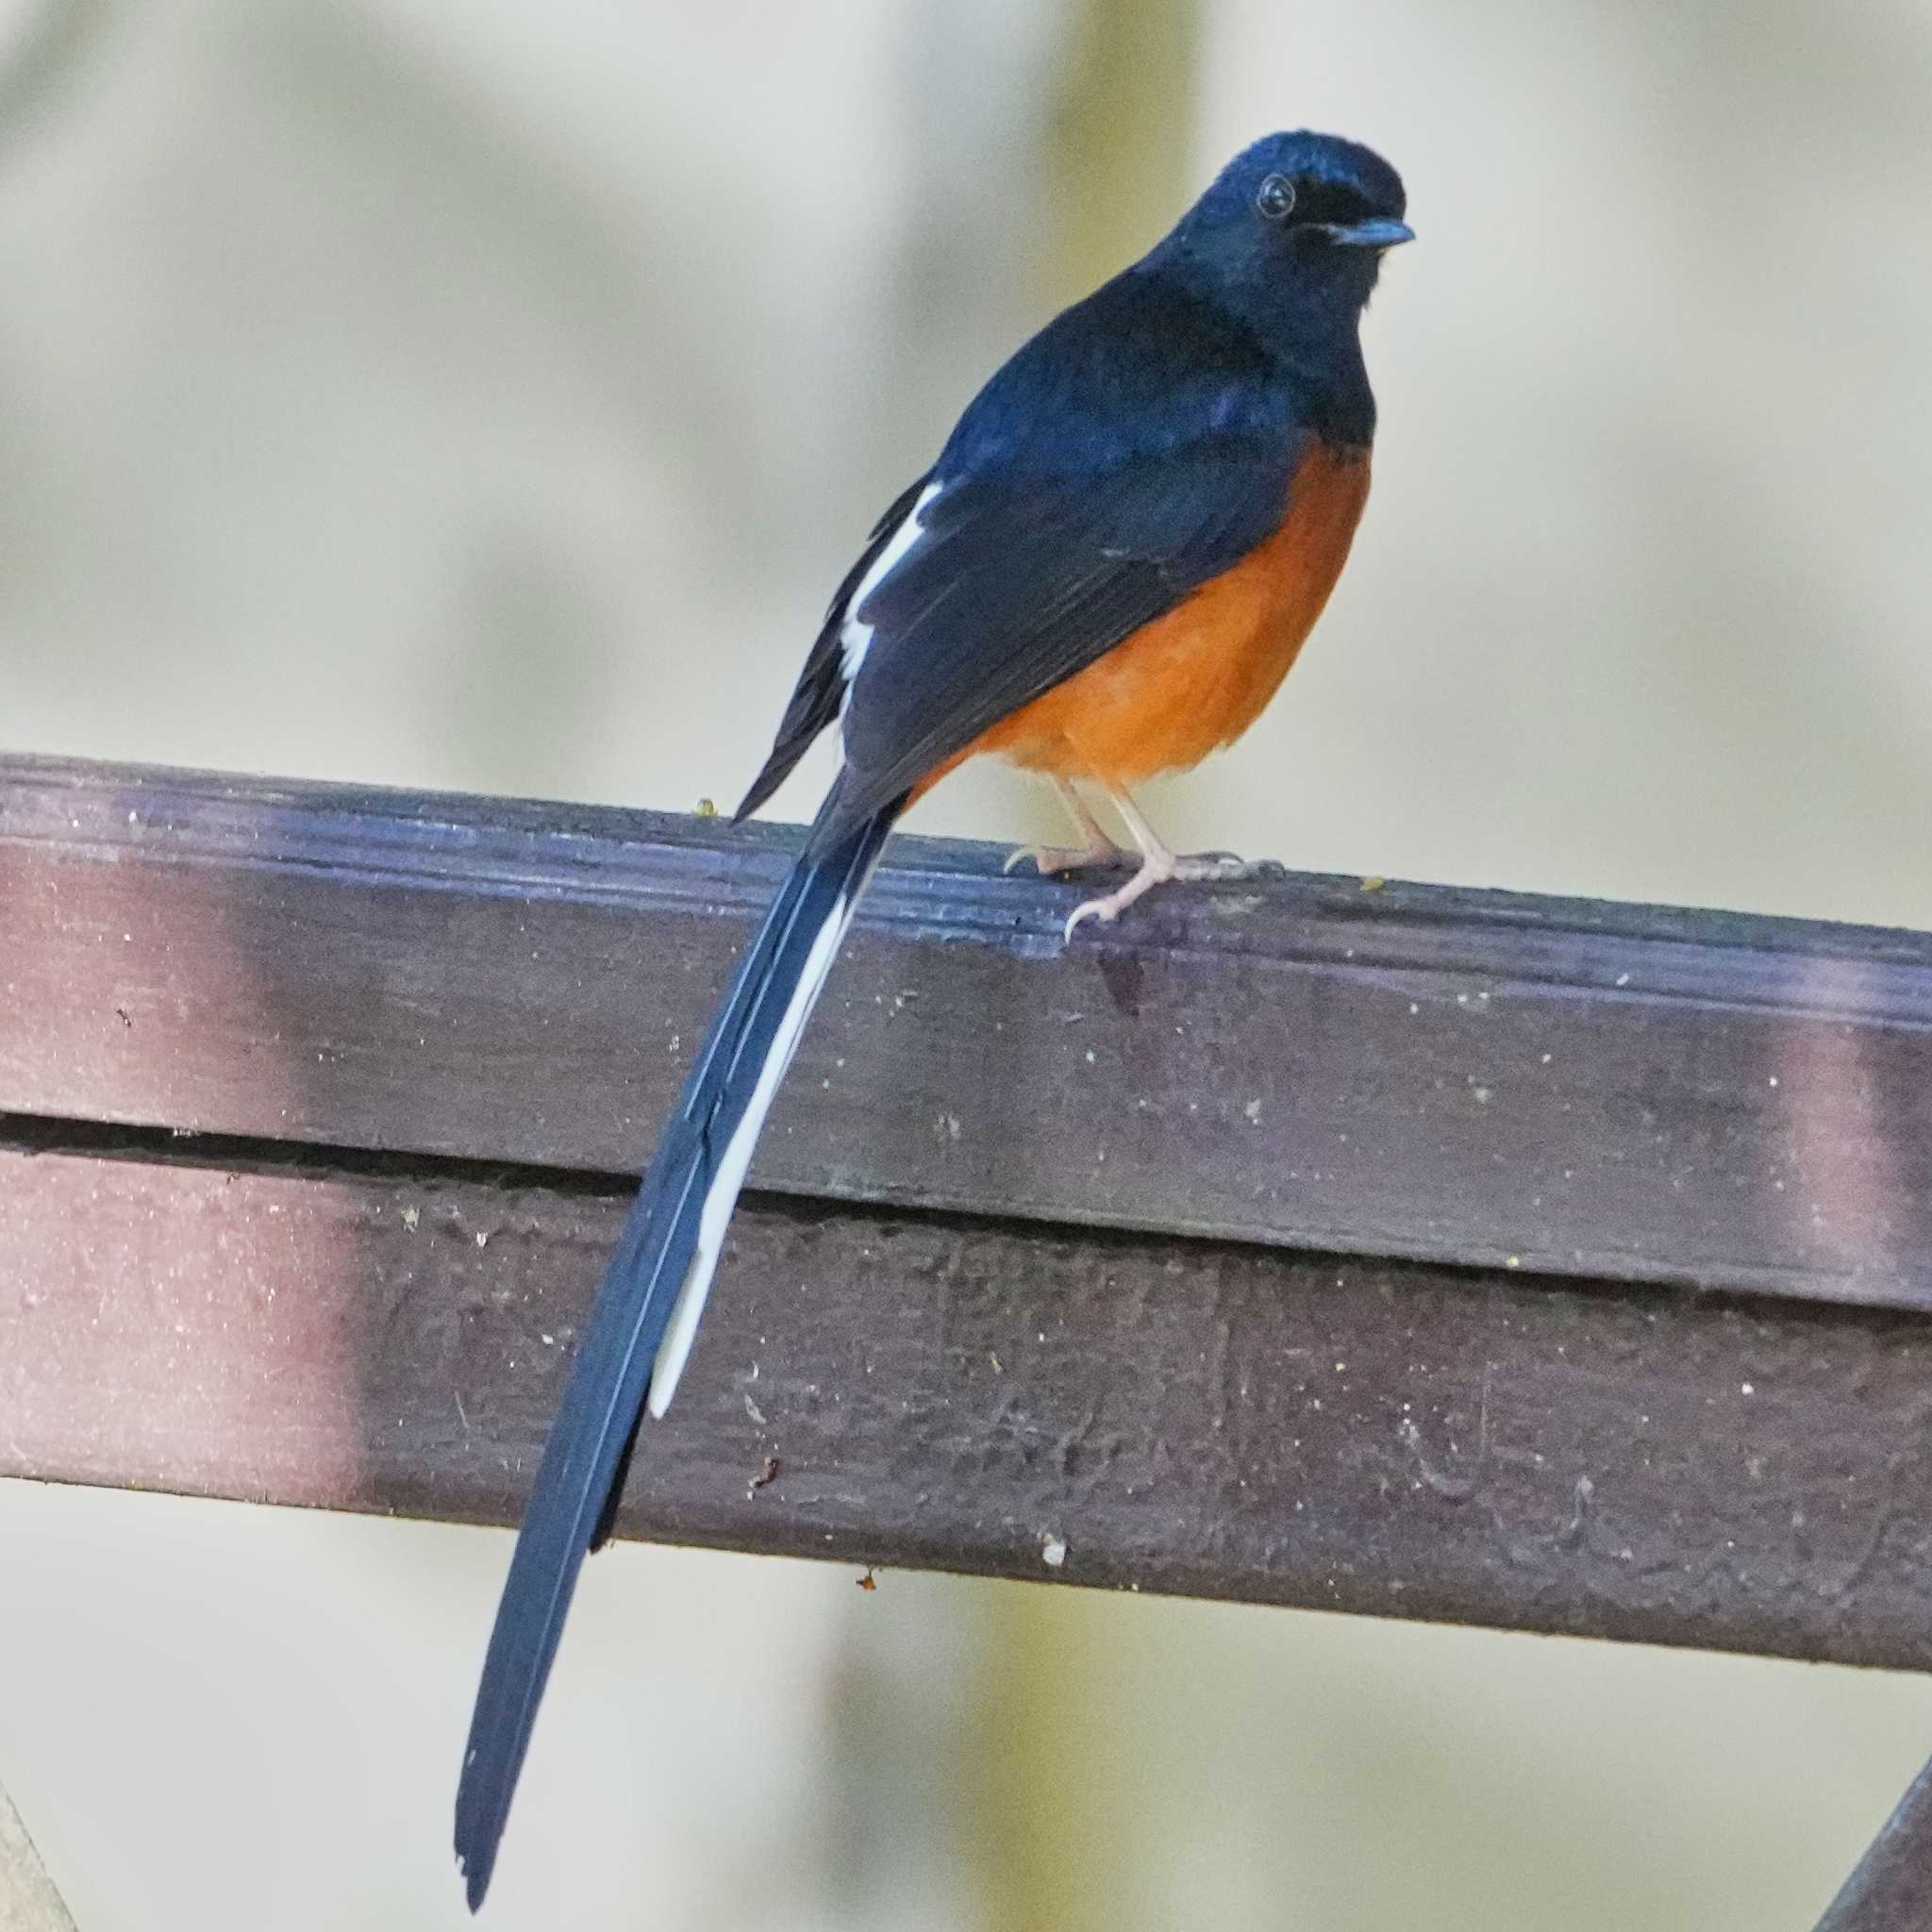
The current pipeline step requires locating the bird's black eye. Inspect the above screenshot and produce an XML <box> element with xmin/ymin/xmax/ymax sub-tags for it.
<box><xmin>1255</xmin><ymin>173</ymin><xmax>1297</xmax><ymax>221</ymax></box>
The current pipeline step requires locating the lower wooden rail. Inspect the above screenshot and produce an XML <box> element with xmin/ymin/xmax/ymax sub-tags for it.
<box><xmin>5</xmin><ymin>1124</ymin><xmax>1932</xmax><ymax>1668</ymax></box>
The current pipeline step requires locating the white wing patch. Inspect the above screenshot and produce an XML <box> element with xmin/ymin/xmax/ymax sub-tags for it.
<box><xmin>839</xmin><ymin>478</ymin><xmax>942</xmax><ymax>691</ymax></box>
<box><xmin>646</xmin><ymin>889</ymin><xmax>861</xmax><ymax>1417</ymax></box>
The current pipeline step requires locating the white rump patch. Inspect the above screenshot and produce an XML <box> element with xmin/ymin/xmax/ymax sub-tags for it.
<box><xmin>647</xmin><ymin>890</ymin><xmax>859</xmax><ymax>1415</ymax></box>
<box><xmin>839</xmin><ymin>479</ymin><xmax>941</xmax><ymax>692</ymax></box>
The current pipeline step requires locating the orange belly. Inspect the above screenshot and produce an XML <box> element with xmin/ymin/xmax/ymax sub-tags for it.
<box><xmin>925</xmin><ymin>442</ymin><xmax>1370</xmax><ymax>794</ymax></box>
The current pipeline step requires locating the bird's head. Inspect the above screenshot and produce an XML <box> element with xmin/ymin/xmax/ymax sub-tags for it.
<box><xmin>1155</xmin><ymin>130</ymin><xmax>1411</xmax><ymax>323</ymax></box>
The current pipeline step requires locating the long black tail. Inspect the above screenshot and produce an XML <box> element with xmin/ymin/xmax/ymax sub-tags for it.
<box><xmin>454</xmin><ymin>783</ymin><xmax>898</xmax><ymax>1909</ymax></box>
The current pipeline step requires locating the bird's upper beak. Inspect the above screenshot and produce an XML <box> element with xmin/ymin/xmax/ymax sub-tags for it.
<box><xmin>1322</xmin><ymin>217</ymin><xmax>1415</xmax><ymax>250</ymax></box>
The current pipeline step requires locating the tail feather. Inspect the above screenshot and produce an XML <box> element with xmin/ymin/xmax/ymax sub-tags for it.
<box><xmin>453</xmin><ymin>784</ymin><xmax>896</xmax><ymax>1910</ymax></box>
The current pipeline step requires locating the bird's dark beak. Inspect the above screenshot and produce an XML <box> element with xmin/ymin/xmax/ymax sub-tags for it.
<box><xmin>1322</xmin><ymin>217</ymin><xmax>1415</xmax><ymax>250</ymax></box>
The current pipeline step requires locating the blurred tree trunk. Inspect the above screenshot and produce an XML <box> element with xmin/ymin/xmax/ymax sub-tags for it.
<box><xmin>976</xmin><ymin>20</ymin><xmax>1202</xmax><ymax>1928</ymax></box>
<box><xmin>1039</xmin><ymin>0</ymin><xmax>1200</xmax><ymax>308</ymax></box>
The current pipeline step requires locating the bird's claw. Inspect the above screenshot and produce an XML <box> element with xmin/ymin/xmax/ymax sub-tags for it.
<box><xmin>1004</xmin><ymin>839</ymin><xmax>1128</xmax><ymax>879</ymax></box>
<box><xmin>1062</xmin><ymin>893</ymin><xmax>1122</xmax><ymax>941</ymax></box>
<box><xmin>1170</xmin><ymin>850</ymin><xmax>1280</xmax><ymax>882</ymax></box>
<box><xmin>1060</xmin><ymin>848</ymin><xmax>1278</xmax><ymax>941</ymax></box>
<box><xmin>1063</xmin><ymin>864</ymin><xmax>1166</xmax><ymax>939</ymax></box>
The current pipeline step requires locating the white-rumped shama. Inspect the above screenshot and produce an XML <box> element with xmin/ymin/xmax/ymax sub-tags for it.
<box><xmin>456</xmin><ymin>128</ymin><xmax>1409</xmax><ymax>1907</ymax></box>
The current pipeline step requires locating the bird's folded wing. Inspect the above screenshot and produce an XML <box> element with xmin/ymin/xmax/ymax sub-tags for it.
<box><xmin>831</xmin><ymin>434</ymin><xmax>1297</xmax><ymax>824</ymax></box>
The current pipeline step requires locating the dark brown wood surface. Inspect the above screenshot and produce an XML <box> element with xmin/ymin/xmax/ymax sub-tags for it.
<box><xmin>4</xmin><ymin>754</ymin><xmax>1932</xmax><ymax>1312</ymax></box>
<box><xmin>6</xmin><ymin>752</ymin><xmax>1928</xmax><ymax>1922</ymax></box>
<box><xmin>7</xmin><ymin>1127</ymin><xmax>1932</xmax><ymax>1670</ymax></box>
<box><xmin>5</xmin><ymin>754</ymin><xmax>1932</xmax><ymax>1669</ymax></box>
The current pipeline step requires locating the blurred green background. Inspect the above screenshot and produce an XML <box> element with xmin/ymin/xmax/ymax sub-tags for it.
<box><xmin>3</xmin><ymin>2</ymin><xmax>1932</xmax><ymax>1927</ymax></box>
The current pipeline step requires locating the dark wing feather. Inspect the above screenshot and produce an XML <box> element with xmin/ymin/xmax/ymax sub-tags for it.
<box><xmin>745</xmin><ymin>271</ymin><xmax>1307</xmax><ymax>828</ymax></box>
<box><xmin>829</xmin><ymin>433</ymin><xmax>1297</xmax><ymax>826</ymax></box>
<box><xmin>736</xmin><ymin>473</ymin><xmax>932</xmax><ymax>820</ymax></box>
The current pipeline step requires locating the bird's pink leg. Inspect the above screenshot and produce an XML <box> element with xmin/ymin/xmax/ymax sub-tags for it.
<box><xmin>1004</xmin><ymin>777</ymin><xmax>1130</xmax><ymax>878</ymax></box>
<box><xmin>1063</xmin><ymin>789</ymin><xmax>1257</xmax><ymax>939</ymax></box>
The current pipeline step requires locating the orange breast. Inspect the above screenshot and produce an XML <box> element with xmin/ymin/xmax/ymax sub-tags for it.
<box><xmin>925</xmin><ymin>442</ymin><xmax>1370</xmax><ymax>795</ymax></box>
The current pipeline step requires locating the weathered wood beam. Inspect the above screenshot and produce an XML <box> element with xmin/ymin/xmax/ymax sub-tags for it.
<box><xmin>3</xmin><ymin>755</ymin><xmax>1931</xmax><ymax>1311</ymax></box>
<box><xmin>6</xmin><ymin>1128</ymin><xmax>1931</xmax><ymax>1670</ymax></box>
<box><xmin>4</xmin><ymin>755</ymin><xmax>1931</xmax><ymax>1666</ymax></box>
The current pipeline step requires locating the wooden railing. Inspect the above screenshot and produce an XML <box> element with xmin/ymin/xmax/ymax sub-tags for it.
<box><xmin>3</xmin><ymin>753</ymin><xmax>1929</xmax><ymax>1927</ymax></box>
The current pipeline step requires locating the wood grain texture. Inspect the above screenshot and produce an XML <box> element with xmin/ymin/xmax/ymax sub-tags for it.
<box><xmin>4</xmin><ymin>756</ymin><xmax>1932</xmax><ymax>1313</ymax></box>
<box><xmin>7</xmin><ymin>1134</ymin><xmax>1932</xmax><ymax>1669</ymax></box>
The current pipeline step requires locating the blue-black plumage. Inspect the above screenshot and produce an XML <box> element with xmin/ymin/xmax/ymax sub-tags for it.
<box><xmin>455</xmin><ymin>127</ymin><xmax>1407</xmax><ymax>1907</ymax></box>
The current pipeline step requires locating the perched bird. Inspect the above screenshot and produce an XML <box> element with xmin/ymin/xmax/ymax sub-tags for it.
<box><xmin>455</xmin><ymin>127</ymin><xmax>1409</xmax><ymax>1907</ymax></box>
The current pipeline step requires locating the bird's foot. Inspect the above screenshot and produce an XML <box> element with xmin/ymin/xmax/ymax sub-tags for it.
<box><xmin>1169</xmin><ymin>849</ymin><xmax>1263</xmax><ymax>882</ymax></box>
<box><xmin>1064</xmin><ymin>849</ymin><xmax>1180</xmax><ymax>939</ymax></box>
<box><xmin>1004</xmin><ymin>834</ymin><xmax>1130</xmax><ymax>878</ymax></box>
<box><xmin>1062</xmin><ymin>849</ymin><xmax>1278</xmax><ymax>940</ymax></box>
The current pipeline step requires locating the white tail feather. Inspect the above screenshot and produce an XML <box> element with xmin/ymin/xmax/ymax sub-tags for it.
<box><xmin>646</xmin><ymin>891</ymin><xmax>858</xmax><ymax>1416</ymax></box>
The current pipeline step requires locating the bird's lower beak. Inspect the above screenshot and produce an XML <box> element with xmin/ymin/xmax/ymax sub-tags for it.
<box><xmin>1323</xmin><ymin>217</ymin><xmax>1415</xmax><ymax>250</ymax></box>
